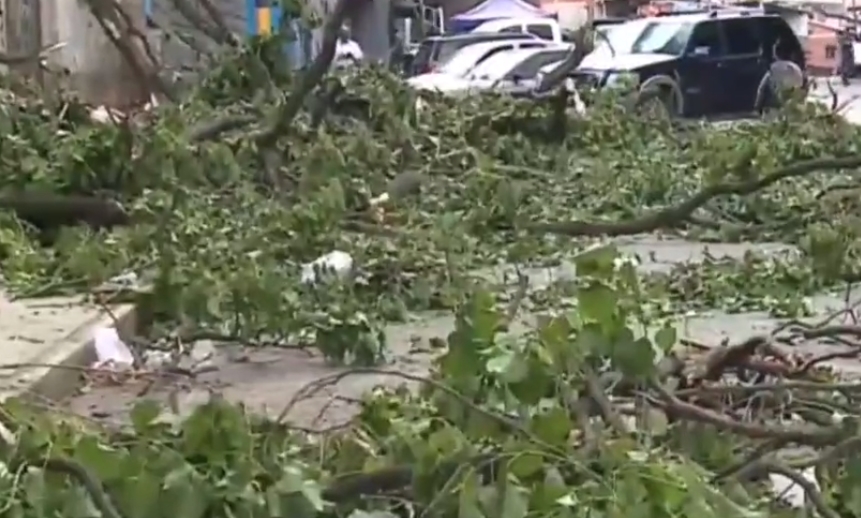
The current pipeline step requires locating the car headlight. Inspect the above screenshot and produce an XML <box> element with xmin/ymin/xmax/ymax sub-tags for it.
<box><xmin>604</xmin><ymin>71</ymin><xmax>639</xmax><ymax>89</ymax></box>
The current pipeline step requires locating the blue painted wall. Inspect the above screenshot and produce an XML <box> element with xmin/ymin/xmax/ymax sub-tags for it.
<box><xmin>144</xmin><ymin>0</ymin><xmax>316</xmax><ymax>70</ymax></box>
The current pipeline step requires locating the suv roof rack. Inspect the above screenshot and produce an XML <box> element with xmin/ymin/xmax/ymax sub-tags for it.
<box><xmin>707</xmin><ymin>6</ymin><xmax>764</xmax><ymax>17</ymax></box>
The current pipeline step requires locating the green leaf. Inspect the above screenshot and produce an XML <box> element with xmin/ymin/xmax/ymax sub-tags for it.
<box><xmin>654</xmin><ymin>324</ymin><xmax>677</xmax><ymax>353</ymax></box>
<box><xmin>428</xmin><ymin>425</ymin><xmax>466</xmax><ymax>455</ymax></box>
<box><xmin>574</xmin><ymin>243</ymin><xmax>619</xmax><ymax>278</ymax></box>
<box><xmin>485</xmin><ymin>349</ymin><xmax>528</xmax><ymax>383</ymax></box>
<box><xmin>349</xmin><ymin>511</ymin><xmax>400</xmax><ymax>518</ymax></box>
<box><xmin>574</xmin><ymin>322</ymin><xmax>611</xmax><ymax>358</ymax></box>
<box><xmin>537</xmin><ymin>314</ymin><xmax>573</xmax><ymax>365</ymax></box>
<box><xmin>275</xmin><ymin>465</ymin><xmax>306</xmax><ymax>493</ymax></box>
<box><xmin>459</xmin><ymin>470</ymin><xmax>484</xmax><ymax>518</ymax></box>
<box><xmin>501</xmin><ymin>479</ymin><xmax>528</xmax><ymax>518</ymax></box>
<box><xmin>266</xmin><ymin>486</ymin><xmax>282</xmax><ymax>518</ymax></box>
<box><xmin>275</xmin><ymin>466</ymin><xmax>324</xmax><ymax>511</ymax></box>
<box><xmin>299</xmin><ymin>480</ymin><xmax>326</xmax><ymax>512</ymax></box>
<box><xmin>577</xmin><ymin>281</ymin><xmax>618</xmax><ymax>325</ymax></box>
<box><xmin>611</xmin><ymin>334</ymin><xmax>655</xmax><ymax>379</ymax></box>
<box><xmin>130</xmin><ymin>400</ymin><xmax>162</xmax><ymax>432</ymax></box>
<box><xmin>509</xmin><ymin>452</ymin><xmax>544</xmax><ymax>479</ymax></box>
<box><xmin>531</xmin><ymin>406</ymin><xmax>572</xmax><ymax>447</ymax></box>
<box><xmin>486</xmin><ymin>350</ymin><xmax>514</xmax><ymax>374</ymax></box>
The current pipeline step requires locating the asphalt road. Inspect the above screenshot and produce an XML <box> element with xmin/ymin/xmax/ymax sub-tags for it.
<box><xmin>809</xmin><ymin>77</ymin><xmax>861</xmax><ymax>124</ymax></box>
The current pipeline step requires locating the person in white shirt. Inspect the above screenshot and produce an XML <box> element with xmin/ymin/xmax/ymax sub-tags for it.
<box><xmin>334</xmin><ymin>25</ymin><xmax>363</xmax><ymax>66</ymax></box>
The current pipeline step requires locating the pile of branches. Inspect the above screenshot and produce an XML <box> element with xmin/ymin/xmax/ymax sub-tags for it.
<box><xmin>5</xmin><ymin>265</ymin><xmax>861</xmax><ymax>518</ymax></box>
<box><xmin>1</xmin><ymin>2</ymin><xmax>861</xmax><ymax>517</ymax></box>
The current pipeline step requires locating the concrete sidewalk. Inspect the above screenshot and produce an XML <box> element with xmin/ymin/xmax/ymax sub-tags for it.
<box><xmin>809</xmin><ymin>77</ymin><xmax>861</xmax><ymax>124</ymax></box>
<box><xmin>0</xmin><ymin>291</ymin><xmax>136</xmax><ymax>402</ymax></box>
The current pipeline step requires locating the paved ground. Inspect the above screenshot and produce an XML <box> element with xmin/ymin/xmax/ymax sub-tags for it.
<box><xmin>810</xmin><ymin>77</ymin><xmax>861</xmax><ymax>123</ymax></box>
<box><xmin>63</xmin><ymin>236</ymin><xmax>861</xmax><ymax>430</ymax></box>
<box><xmin>0</xmin><ymin>292</ymin><xmax>135</xmax><ymax>401</ymax></box>
<box><xmin>51</xmin><ymin>85</ymin><xmax>861</xmax><ymax>429</ymax></box>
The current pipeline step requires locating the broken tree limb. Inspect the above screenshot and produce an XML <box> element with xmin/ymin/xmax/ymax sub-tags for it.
<box><xmin>0</xmin><ymin>194</ymin><xmax>130</xmax><ymax>230</ymax></box>
<box><xmin>252</xmin><ymin>0</ymin><xmax>353</xmax><ymax>149</ymax></box>
<box><xmin>519</xmin><ymin>155</ymin><xmax>861</xmax><ymax>237</ymax></box>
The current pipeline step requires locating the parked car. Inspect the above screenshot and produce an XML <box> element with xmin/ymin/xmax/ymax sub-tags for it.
<box><xmin>410</xmin><ymin>46</ymin><xmax>574</xmax><ymax>95</ymax></box>
<box><xmin>572</xmin><ymin>10</ymin><xmax>806</xmax><ymax>117</ymax></box>
<box><xmin>410</xmin><ymin>32</ymin><xmax>540</xmax><ymax>76</ymax></box>
<box><xmin>408</xmin><ymin>39</ymin><xmax>553</xmax><ymax>90</ymax></box>
<box><xmin>471</xmin><ymin>17</ymin><xmax>565</xmax><ymax>44</ymax></box>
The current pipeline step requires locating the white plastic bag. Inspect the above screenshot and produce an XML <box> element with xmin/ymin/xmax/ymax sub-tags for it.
<box><xmin>92</xmin><ymin>327</ymin><xmax>134</xmax><ymax>367</ymax></box>
<box><xmin>301</xmin><ymin>250</ymin><xmax>353</xmax><ymax>285</ymax></box>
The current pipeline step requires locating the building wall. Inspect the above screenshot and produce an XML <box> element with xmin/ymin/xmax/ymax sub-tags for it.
<box><xmin>147</xmin><ymin>0</ymin><xmax>246</xmax><ymax>73</ymax></box>
<box><xmin>540</xmin><ymin>0</ymin><xmax>604</xmax><ymax>29</ymax></box>
<box><xmin>24</xmin><ymin>0</ymin><xmax>150</xmax><ymax>106</ymax></box>
<box><xmin>806</xmin><ymin>21</ymin><xmax>839</xmax><ymax>74</ymax></box>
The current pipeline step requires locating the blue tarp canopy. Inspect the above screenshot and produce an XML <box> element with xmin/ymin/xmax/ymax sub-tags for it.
<box><xmin>449</xmin><ymin>0</ymin><xmax>554</xmax><ymax>33</ymax></box>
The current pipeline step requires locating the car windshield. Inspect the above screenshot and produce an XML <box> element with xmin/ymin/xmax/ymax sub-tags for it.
<box><xmin>592</xmin><ymin>19</ymin><xmax>649</xmax><ymax>55</ymax></box>
<box><xmin>630</xmin><ymin>20</ymin><xmax>695</xmax><ymax>55</ymax></box>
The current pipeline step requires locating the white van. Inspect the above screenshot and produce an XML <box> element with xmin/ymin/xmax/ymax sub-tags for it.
<box><xmin>471</xmin><ymin>18</ymin><xmax>565</xmax><ymax>44</ymax></box>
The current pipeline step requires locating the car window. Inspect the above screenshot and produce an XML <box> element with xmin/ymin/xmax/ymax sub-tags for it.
<box><xmin>437</xmin><ymin>41</ymin><xmax>471</xmax><ymax>64</ymax></box>
<box><xmin>449</xmin><ymin>45</ymin><xmax>516</xmax><ymax>77</ymax></box>
<box><xmin>526</xmin><ymin>23</ymin><xmax>554</xmax><ymax>40</ymax></box>
<box><xmin>686</xmin><ymin>20</ymin><xmax>722</xmax><ymax>57</ymax></box>
<box><xmin>721</xmin><ymin>18</ymin><xmax>761</xmax><ymax>56</ymax></box>
<box><xmin>516</xmin><ymin>41</ymin><xmax>546</xmax><ymax>50</ymax></box>
<box><xmin>473</xmin><ymin>46</ymin><xmax>515</xmax><ymax>71</ymax></box>
<box><xmin>505</xmin><ymin>50</ymin><xmax>571</xmax><ymax>79</ymax></box>
<box><xmin>500</xmin><ymin>25</ymin><xmax>524</xmax><ymax>34</ymax></box>
<box><xmin>761</xmin><ymin>17</ymin><xmax>803</xmax><ymax>62</ymax></box>
<box><xmin>631</xmin><ymin>20</ymin><xmax>695</xmax><ymax>55</ymax></box>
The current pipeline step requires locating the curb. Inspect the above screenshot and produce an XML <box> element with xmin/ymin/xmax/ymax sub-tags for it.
<box><xmin>0</xmin><ymin>302</ymin><xmax>138</xmax><ymax>403</ymax></box>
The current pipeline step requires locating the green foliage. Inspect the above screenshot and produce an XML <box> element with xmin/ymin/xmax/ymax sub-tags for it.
<box><xmin>0</xmin><ymin>50</ymin><xmax>860</xmax><ymax>518</ymax></box>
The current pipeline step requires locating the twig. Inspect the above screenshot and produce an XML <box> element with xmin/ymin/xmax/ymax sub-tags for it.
<box><xmin>275</xmin><ymin>368</ymin><xmax>564</xmax><ymax>456</ymax></box>
<box><xmin>741</xmin><ymin>461</ymin><xmax>839</xmax><ymax>518</ymax></box>
<box><xmin>648</xmin><ymin>383</ymin><xmax>843</xmax><ymax>446</ymax></box>
<box><xmin>583</xmin><ymin>365</ymin><xmax>630</xmax><ymax>434</ymax></box>
<box><xmin>694</xmin><ymin>335</ymin><xmax>767</xmax><ymax>382</ymax></box>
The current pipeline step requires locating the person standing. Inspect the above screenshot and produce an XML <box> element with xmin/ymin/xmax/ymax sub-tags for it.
<box><xmin>334</xmin><ymin>25</ymin><xmax>364</xmax><ymax>67</ymax></box>
<box><xmin>839</xmin><ymin>29</ymin><xmax>855</xmax><ymax>86</ymax></box>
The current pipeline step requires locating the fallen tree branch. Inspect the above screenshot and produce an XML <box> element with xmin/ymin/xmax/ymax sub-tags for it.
<box><xmin>252</xmin><ymin>0</ymin><xmax>352</xmax><ymax>148</ymax></box>
<box><xmin>648</xmin><ymin>383</ymin><xmax>843</xmax><ymax>446</ymax></box>
<box><xmin>520</xmin><ymin>155</ymin><xmax>861</xmax><ymax>237</ymax></box>
<box><xmin>80</xmin><ymin>0</ymin><xmax>173</xmax><ymax>102</ymax></box>
<box><xmin>740</xmin><ymin>461</ymin><xmax>839</xmax><ymax>518</ymax></box>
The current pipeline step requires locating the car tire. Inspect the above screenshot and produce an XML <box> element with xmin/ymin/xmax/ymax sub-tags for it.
<box><xmin>635</xmin><ymin>84</ymin><xmax>679</xmax><ymax>119</ymax></box>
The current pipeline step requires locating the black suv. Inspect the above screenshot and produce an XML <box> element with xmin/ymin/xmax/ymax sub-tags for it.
<box><xmin>410</xmin><ymin>33</ymin><xmax>540</xmax><ymax>76</ymax></box>
<box><xmin>573</xmin><ymin>11</ymin><xmax>806</xmax><ymax>117</ymax></box>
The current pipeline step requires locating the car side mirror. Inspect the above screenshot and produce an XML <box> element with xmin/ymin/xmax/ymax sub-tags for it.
<box><xmin>688</xmin><ymin>46</ymin><xmax>710</xmax><ymax>57</ymax></box>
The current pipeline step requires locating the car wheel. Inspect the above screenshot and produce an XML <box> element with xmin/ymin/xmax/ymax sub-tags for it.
<box><xmin>635</xmin><ymin>85</ymin><xmax>678</xmax><ymax>119</ymax></box>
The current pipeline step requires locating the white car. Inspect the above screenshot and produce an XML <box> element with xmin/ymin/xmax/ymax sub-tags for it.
<box><xmin>407</xmin><ymin>39</ymin><xmax>551</xmax><ymax>90</ymax></box>
<box><xmin>412</xmin><ymin>46</ymin><xmax>574</xmax><ymax>95</ymax></box>
<box><xmin>471</xmin><ymin>17</ymin><xmax>565</xmax><ymax>43</ymax></box>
